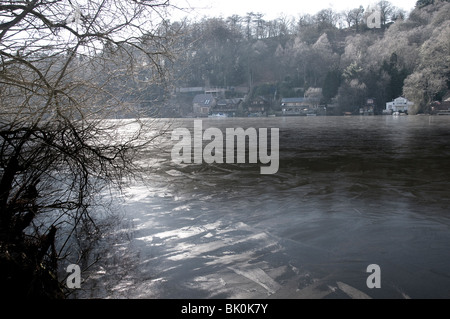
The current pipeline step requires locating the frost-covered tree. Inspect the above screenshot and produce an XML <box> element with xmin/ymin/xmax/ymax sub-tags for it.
<box><xmin>403</xmin><ymin>8</ymin><xmax>450</xmax><ymax>112</ymax></box>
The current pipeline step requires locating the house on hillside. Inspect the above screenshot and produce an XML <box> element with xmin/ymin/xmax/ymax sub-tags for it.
<box><xmin>193</xmin><ymin>94</ymin><xmax>216</xmax><ymax>117</ymax></box>
<box><xmin>281</xmin><ymin>97</ymin><xmax>311</xmax><ymax>116</ymax></box>
<box><xmin>211</xmin><ymin>98</ymin><xmax>243</xmax><ymax>117</ymax></box>
<box><xmin>360</xmin><ymin>98</ymin><xmax>376</xmax><ymax>115</ymax></box>
<box><xmin>430</xmin><ymin>94</ymin><xmax>450</xmax><ymax>115</ymax></box>
<box><xmin>385</xmin><ymin>97</ymin><xmax>414</xmax><ymax>114</ymax></box>
<box><xmin>248</xmin><ymin>96</ymin><xmax>270</xmax><ymax>116</ymax></box>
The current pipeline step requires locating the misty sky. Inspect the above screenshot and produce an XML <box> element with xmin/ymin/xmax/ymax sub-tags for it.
<box><xmin>170</xmin><ymin>0</ymin><xmax>418</xmax><ymax>20</ymax></box>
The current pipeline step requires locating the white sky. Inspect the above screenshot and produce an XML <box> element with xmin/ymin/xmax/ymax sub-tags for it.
<box><xmin>170</xmin><ymin>0</ymin><xmax>418</xmax><ymax>20</ymax></box>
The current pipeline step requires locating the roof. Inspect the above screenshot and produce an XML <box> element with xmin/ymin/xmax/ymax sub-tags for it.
<box><xmin>217</xmin><ymin>98</ymin><xmax>243</xmax><ymax>106</ymax></box>
<box><xmin>252</xmin><ymin>96</ymin><xmax>269</xmax><ymax>101</ymax></box>
<box><xmin>193</xmin><ymin>94</ymin><xmax>215</xmax><ymax>106</ymax></box>
<box><xmin>387</xmin><ymin>96</ymin><xmax>414</xmax><ymax>106</ymax></box>
<box><xmin>281</xmin><ymin>97</ymin><xmax>307</xmax><ymax>103</ymax></box>
<box><xmin>392</xmin><ymin>96</ymin><xmax>411</xmax><ymax>102</ymax></box>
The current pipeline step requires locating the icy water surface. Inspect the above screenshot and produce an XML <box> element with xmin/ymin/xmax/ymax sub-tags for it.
<box><xmin>86</xmin><ymin>116</ymin><xmax>450</xmax><ymax>299</ymax></box>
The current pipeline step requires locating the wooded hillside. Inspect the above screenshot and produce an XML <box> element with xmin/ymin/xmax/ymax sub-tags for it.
<box><xmin>166</xmin><ymin>0</ymin><xmax>450</xmax><ymax>115</ymax></box>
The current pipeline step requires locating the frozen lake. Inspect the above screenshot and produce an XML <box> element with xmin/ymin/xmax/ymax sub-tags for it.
<box><xmin>80</xmin><ymin>115</ymin><xmax>450</xmax><ymax>299</ymax></box>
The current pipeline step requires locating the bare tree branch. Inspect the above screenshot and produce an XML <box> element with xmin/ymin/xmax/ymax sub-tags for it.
<box><xmin>0</xmin><ymin>0</ymin><xmax>176</xmax><ymax>298</ymax></box>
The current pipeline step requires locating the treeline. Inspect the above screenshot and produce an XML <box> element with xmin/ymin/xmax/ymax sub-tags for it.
<box><xmin>166</xmin><ymin>0</ymin><xmax>450</xmax><ymax>114</ymax></box>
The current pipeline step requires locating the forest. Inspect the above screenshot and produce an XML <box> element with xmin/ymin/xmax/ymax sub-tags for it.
<box><xmin>161</xmin><ymin>0</ymin><xmax>450</xmax><ymax>115</ymax></box>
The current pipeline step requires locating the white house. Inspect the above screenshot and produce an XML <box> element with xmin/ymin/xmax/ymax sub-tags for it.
<box><xmin>385</xmin><ymin>97</ymin><xmax>414</xmax><ymax>114</ymax></box>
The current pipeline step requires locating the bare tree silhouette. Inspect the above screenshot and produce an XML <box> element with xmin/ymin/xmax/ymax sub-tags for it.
<box><xmin>0</xmin><ymin>0</ymin><xmax>177</xmax><ymax>298</ymax></box>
